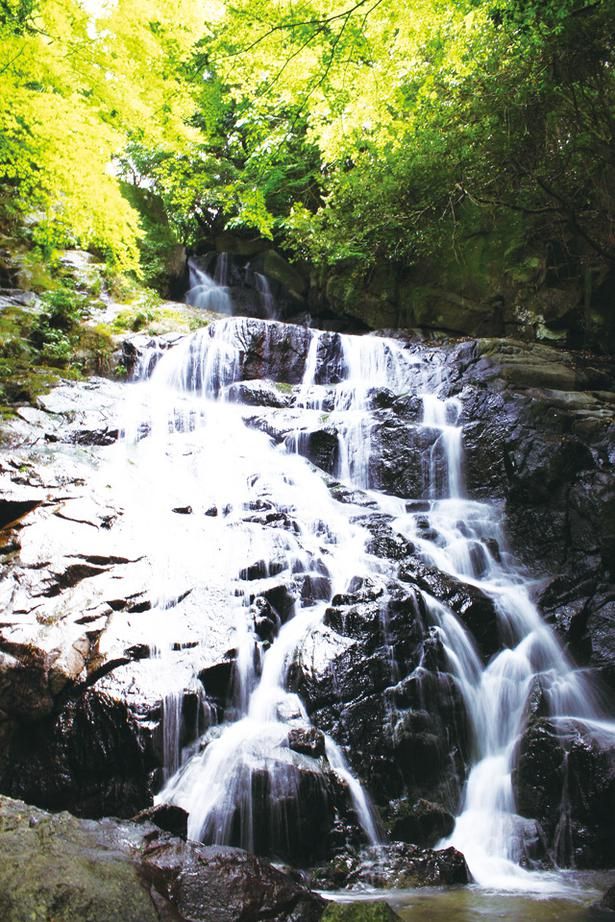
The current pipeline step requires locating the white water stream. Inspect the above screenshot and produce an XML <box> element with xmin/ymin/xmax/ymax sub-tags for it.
<box><xmin>119</xmin><ymin>314</ymin><xmax>614</xmax><ymax>889</ymax></box>
<box><xmin>185</xmin><ymin>257</ymin><xmax>233</xmax><ymax>314</ymax></box>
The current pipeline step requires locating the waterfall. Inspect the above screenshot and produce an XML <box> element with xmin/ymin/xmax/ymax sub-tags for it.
<box><xmin>391</xmin><ymin>390</ymin><xmax>615</xmax><ymax>890</ymax></box>
<box><xmin>185</xmin><ymin>257</ymin><xmax>233</xmax><ymax>314</ymax></box>
<box><xmin>119</xmin><ymin>317</ymin><xmax>615</xmax><ymax>884</ymax></box>
<box><xmin>255</xmin><ymin>272</ymin><xmax>277</xmax><ymax>319</ymax></box>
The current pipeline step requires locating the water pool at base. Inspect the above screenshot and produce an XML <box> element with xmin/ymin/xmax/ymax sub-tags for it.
<box><xmin>323</xmin><ymin>872</ymin><xmax>615</xmax><ymax>921</ymax></box>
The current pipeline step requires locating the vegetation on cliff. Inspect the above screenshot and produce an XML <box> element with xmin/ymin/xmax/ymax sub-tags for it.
<box><xmin>0</xmin><ymin>0</ymin><xmax>613</xmax><ymax>340</ymax></box>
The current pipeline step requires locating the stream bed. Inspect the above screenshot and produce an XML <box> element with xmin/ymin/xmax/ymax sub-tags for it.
<box><xmin>326</xmin><ymin>871</ymin><xmax>615</xmax><ymax>920</ymax></box>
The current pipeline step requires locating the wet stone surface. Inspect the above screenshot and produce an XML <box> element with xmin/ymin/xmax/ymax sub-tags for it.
<box><xmin>0</xmin><ymin>318</ymin><xmax>613</xmax><ymax>886</ymax></box>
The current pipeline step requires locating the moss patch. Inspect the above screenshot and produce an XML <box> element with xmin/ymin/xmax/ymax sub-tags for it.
<box><xmin>322</xmin><ymin>901</ymin><xmax>401</xmax><ymax>922</ymax></box>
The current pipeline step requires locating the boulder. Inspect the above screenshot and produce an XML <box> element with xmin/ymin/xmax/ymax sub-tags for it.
<box><xmin>233</xmin><ymin>318</ymin><xmax>312</xmax><ymax>384</ymax></box>
<box><xmin>313</xmin><ymin>842</ymin><xmax>469</xmax><ymax>890</ymax></box>
<box><xmin>0</xmin><ymin>795</ymin><xmax>326</xmax><ymax>922</ymax></box>
<box><xmin>513</xmin><ymin>718</ymin><xmax>615</xmax><ymax>867</ymax></box>
<box><xmin>399</xmin><ymin>558</ymin><xmax>501</xmax><ymax>660</ymax></box>
<box><xmin>593</xmin><ymin>884</ymin><xmax>615</xmax><ymax>913</ymax></box>
<box><xmin>227</xmin><ymin>379</ymin><xmax>292</xmax><ymax>408</ymax></box>
<box><xmin>388</xmin><ymin>798</ymin><xmax>455</xmax><ymax>848</ymax></box>
<box><xmin>288</xmin><ymin>597</ymin><xmax>469</xmax><ymax>814</ymax></box>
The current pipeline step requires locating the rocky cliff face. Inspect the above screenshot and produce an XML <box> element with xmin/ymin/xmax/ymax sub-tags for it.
<box><xmin>0</xmin><ymin>319</ymin><xmax>613</xmax><ymax>873</ymax></box>
<box><xmin>188</xmin><ymin>234</ymin><xmax>615</xmax><ymax>352</ymax></box>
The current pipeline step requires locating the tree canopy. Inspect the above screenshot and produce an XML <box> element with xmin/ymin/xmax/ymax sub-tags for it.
<box><xmin>1</xmin><ymin>0</ymin><xmax>613</xmax><ymax>286</ymax></box>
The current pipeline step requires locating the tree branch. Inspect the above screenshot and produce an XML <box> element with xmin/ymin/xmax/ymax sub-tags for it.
<box><xmin>222</xmin><ymin>0</ymin><xmax>383</xmax><ymax>59</ymax></box>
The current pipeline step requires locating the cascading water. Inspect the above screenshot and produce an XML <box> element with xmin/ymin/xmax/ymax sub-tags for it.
<box><xmin>391</xmin><ymin>386</ymin><xmax>615</xmax><ymax>890</ymax></box>
<box><xmin>185</xmin><ymin>257</ymin><xmax>233</xmax><ymax>314</ymax></box>
<box><xmin>254</xmin><ymin>272</ymin><xmax>277</xmax><ymax>319</ymax></box>
<box><xmin>119</xmin><ymin>316</ymin><xmax>615</xmax><ymax>887</ymax></box>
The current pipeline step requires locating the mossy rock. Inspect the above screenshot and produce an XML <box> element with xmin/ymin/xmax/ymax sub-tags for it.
<box><xmin>215</xmin><ymin>231</ymin><xmax>272</xmax><ymax>257</ymax></box>
<box><xmin>321</xmin><ymin>901</ymin><xmax>401</xmax><ymax>922</ymax></box>
<box><xmin>0</xmin><ymin>797</ymin><xmax>159</xmax><ymax>922</ymax></box>
<box><xmin>263</xmin><ymin>249</ymin><xmax>308</xmax><ymax>297</ymax></box>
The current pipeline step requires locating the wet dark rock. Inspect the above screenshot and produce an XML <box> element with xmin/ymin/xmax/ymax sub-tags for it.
<box><xmin>143</xmin><ymin>841</ymin><xmax>326</xmax><ymax>922</ymax></box>
<box><xmin>0</xmin><ymin>795</ymin><xmax>326</xmax><ymax>922</ymax></box>
<box><xmin>68</xmin><ymin>427</ymin><xmax>120</xmax><ymax>446</ymax></box>
<box><xmin>399</xmin><ymin>558</ymin><xmax>501</xmax><ymax>660</ymax></box>
<box><xmin>294</xmin><ymin>428</ymin><xmax>340</xmax><ymax>476</ymax></box>
<box><xmin>0</xmin><ymin>498</ymin><xmax>40</xmax><ymax>529</ymax></box>
<box><xmin>240</xmin><ymin>557</ymin><xmax>287</xmax><ymax>581</ymax></box>
<box><xmin>450</xmin><ymin>340</ymin><xmax>615</xmax><ymax>580</ymax></box>
<box><xmin>389</xmin><ymin>393</ymin><xmax>427</xmax><ymax>421</ymax></box>
<box><xmin>388</xmin><ymin>798</ymin><xmax>455</xmax><ymax>848</ymax></box>
<box><xmin>289</xmin><ymin>596</ymin><xmax>469</xmax><ymax>816</ymax></box>
<box><xmin>134</xmin><ymin>803</ymin><xmax>189</xmax><ymax>838</ymax></box>
<box><xmin>357</xmin><ymin>514</ymin><xmax>414</xmax><ymax>561</ymax></box>
<box><xmin>594</xmin><ymin>884</ymin><xmax>615</xmax><ymax>913</ymax></box>
<box><xmin>313</xmin><ymin>842</ymin><xmax>469</xmax><ymax>890</ymax></box>
<box><xmin>312</xmin><ymin>333</ymin><xmax>346</xmax><ymax>385</ymax></box>
<box><xmin>233</xmin><ymin>318</ymin><xmax>312</xmax><ymax>385</ymax></box>
<box><xmin>199</xmin><ymin>658</ymin><xmax>235</xmax><ymax>703</ymax></box>
<box><xmin>217</xmin><ymin>757</ymin><xmax>360</xmax><ymax>866</ymax></box>
<box><xmin>299</xmin><ymin>572</ymin><xmax>332</xmax><ymax>604</ymax></box>
<box><xmin>326</xmin><ymin>480</ymin><xmax>380</xmax><ymax>509</ymax></box>
<box><xmin>513</xmin><ymin>718</ymin><xmax>615</xmax><ymax>867</ymax></box>
<box><xmin>538</xmin><ymin>566</ymin><xmax>598</xmax><ymax>656</ymax></box>
<box><xmin>0</xmin><ymin>689</ymin><xmax>157</xmax><ymax>818</ymax></box>
<box><xmin>287</xmin><ymin>727</ymin><xmax>326</xmax><ymax>758</ymax></box>
<box><xmin>509</xmin><ymin>815</ymin><xmax>548</xmax><ymax>866</ymax></box>
<box><xmin>121</xmin><ymin>333</ymin><xmax>181</xmax><ymax>377</ymax></box>
<box><xmin>261</xmin><ymin>583</ymin><xmax>298</xmax><ymax>624</ymax></box>
<box><xmin>0</xmin><ymin>642</ymin><xmax>56</xmax><ymax>720</ymax></box>
<box><xmin>366</xmin><ymin>421</ymin><xmax>439</xmax><ymax>498</ymax></box>
<box><xmin>331</xmin><ymin>577</ymin><xmax>385</xmax><ymax>606</ymax></box>
<box><xmin>584</xmin><ymin>592</ymin><xmax>615</xmax><ymax>690</ymax></box>
<box><xmin>292</xmin><ymin>588</ymin><xmax>427</xmax><ymax>713</ymax></box>
<box><xmin>254</xmin><ymin>606</ymin><xmax>281</xmax><ymax>645</ymax></box>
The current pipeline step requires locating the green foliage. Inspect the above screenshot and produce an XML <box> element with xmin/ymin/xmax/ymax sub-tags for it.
<box><xmin>192</xmin><ymin>0</ymin><xmax>614</xmax><ymax>295</ymax></box>
<box><xmin>29</xmin><ymin>286</ymin><xmax>88</xmax><ymax>367</ymax></box>
<box><xmin>321</xmin><ymin>901</ymin><xmax>400</xmax><ymax>922</ymax></box>
<box><xmin>0</xmin><ymin>0</ymin><xmax>36</xmax><ymax>34</ymax></box>
<box><xmin>0</xmin><ymin>0</ymin><xmax>217</xmax><ymax>274</ymax></box>
<box><xmin>1</xmin><ymin>0</ymin><xmax>613</xmax><ymax>317</ymax></box>
<box><xmin>0</xmin><ymin>305</ymin><xmax>56</xmax><ymax>409</ymax></box>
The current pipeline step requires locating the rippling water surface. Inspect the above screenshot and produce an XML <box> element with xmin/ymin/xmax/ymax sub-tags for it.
<box><xmin>325</xmin><ymin>872</ymin><xmax>614</xmax><ymax>920</ymax></box>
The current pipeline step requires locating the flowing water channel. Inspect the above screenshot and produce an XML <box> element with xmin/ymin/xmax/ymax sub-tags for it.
<box><xmin>118</xmin><ymin>314</ymin><xmax>615</xmax><ymax>896</ymax></box>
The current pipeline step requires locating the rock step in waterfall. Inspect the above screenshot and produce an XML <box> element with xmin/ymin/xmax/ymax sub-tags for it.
<box><xmin>113</xmin><ymin>314</ymin><xmax>615</xmax><ymax>889</ymax></box>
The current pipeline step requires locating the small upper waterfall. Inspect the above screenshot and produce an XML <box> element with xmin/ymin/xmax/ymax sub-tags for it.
<box><xmin>185</xmin><ymin>257</ymin><xmax>233</xmax><ymax>314</ymax></box>
<box><xmin>118</xmin><ymin>316</ymin><xmax>615</xmax><ymax>886</ymax></box>
<box><xmin>254</xmin><ymin>272</ymin><xmax>277</xmax><ymax>319</ymax></box>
